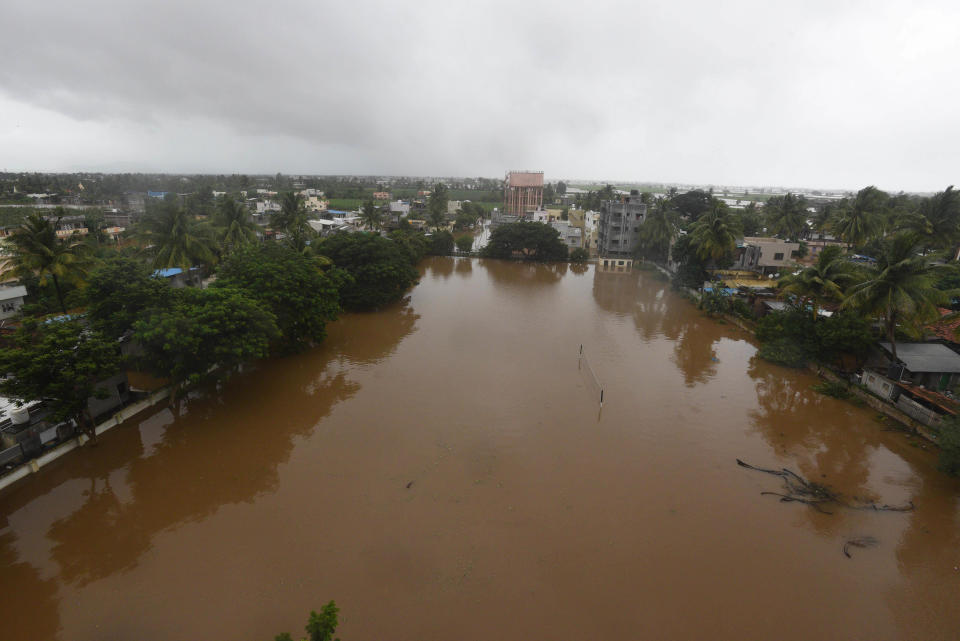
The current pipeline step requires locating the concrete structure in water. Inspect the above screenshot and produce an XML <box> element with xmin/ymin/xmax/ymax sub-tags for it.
<box><xmin>598</xmin><ymin>193</ymin><xmax>648</xmax><ymax>258</ymax></box>
<box><xmin>504</xmin><ymin>171</ymin><xmax>544</xmax><ymax>216</ymax></box>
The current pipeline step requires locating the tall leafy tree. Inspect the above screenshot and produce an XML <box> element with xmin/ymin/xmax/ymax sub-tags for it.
<box><xmin>84</xmin><ymin>255</ymin><xmax>172</xmax><ymax>339</ymax></box>
<box><xmin>427</xmin><ymin>183</ymin><xmax>449</xmax><ymax>230</ymax></box>
<box><xmin>216</xmin><ymin>195</ymin><xmax>258</xmax><ymax>252</ymax></box>
<box><xmin>689</xmin><ymin>202</ymin><xmax>741</xmax><ymax>264</ymax></box>
<box><xmin>0</xmin><ymin>319</ymin><xmax>120</xmax><ymax>442</ymax></box>
<box><xmin>480</xmin><ymin>221</ymin><xmax>568</xmax><ymax>261</ymax></box>
<box><xmin>316</xmin><ymin>232</ymin><xmax>419</xmax><ymax>310</ymax></box>
<box><xmin>213</xmin><ymin>243</ymin><xmax>342</xmax><ymax>352</ymax></box>
<box><xmin>777</xmin><ymin>245</ymin><xmax>861</xmax><ymax>321</ymax></box>
<box><xmin>842</xmin><ymin>233</ymin><xmax>949</xmax><ymax>361</ymax></box>
<box><xmin>834</xmin><ymin>186</ymin><xmax>887</xmax><ymax>248</ymax></box>
<box><xmin>0</xmin><ymin>212</ymin><xmax>91</xmax><ymax>314</ymax></box>
<box><xmin>764</xmin><ymin>193</ymin><xmax>808</xmax><ymax>241</ymax></box>
<box><xmin>133</xmin><ymin>287</ymin><xmax>279</xmax><ymax>402</ymax></box>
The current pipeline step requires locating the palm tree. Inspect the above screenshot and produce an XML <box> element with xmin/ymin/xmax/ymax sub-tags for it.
<box><xmin>917</xmin><ymin>186</ymin><xmax>960</xmax><ymax>257</ymax></box>
<box><xmin>0</xmin><ymin>213</ymin><xmax>91</xmax><ymax>314</ymax></box>
<box><xmin>136</xmin><ymin>199</ymin><xmax>215</xmax><ymax>277</ymax></box>
<box><xmin>778</xmin><ymin>245</ymin><xmax>860</xmax><ymax>321</ymax></box>
<box><xmin>689</xmin><ymin>202</ymin><xmax>741</xmax><ymax>264</ymax></box>
<box><xmin>637</xmin><ymin>198</ymin><xmax>678</xmax><ymax>261</ymax></box>
<box><xmin>360</xmin><ymin>200</ymin><xmax>382</xmax><ymax>231</ymax></box>
<box><xmin>764</xmin><ymin>193</ymin><xmax>808</xmax><ymax>241</ymax></box>
<box><xmin>271</xmin><ymin>192</ymin><xmax>306</xmax><ymax>233</ymax></box>
<box><xmin>842</xmin><ymin>233</ymin><xmax>948</xmax><ymax>361</ymax></box>
<box><xmin>270</xmin><ymin>192</ymin><xmax>314</xmax><ymax>252</ymax></box>
<box><xmin>216</xmin><ymin>196</ymin><xmax>258</xmax><ymax>252</ymax></box>
<box><xmin>833</xmin><ymin>186</ymin><xmax>887</xmax><ymax>248</ymax></box>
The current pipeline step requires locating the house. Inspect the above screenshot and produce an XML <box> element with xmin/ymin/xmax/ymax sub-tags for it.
<box><xmin>373</xmin><ymin>191</ymin><xmax>390</xmax><ymax>200</ymax></box>
<box><xmin>733</xmin><ymin>237</ymin><xmax>800</xmax><ymax>275</ymax></box>
<box><xmin>0</xmin><ymin>285</ymin><xmax>27</xmax><ymax>320</ymax></box>
<box><xmin>879</xmin><ymin>342</ymin><xmax>960</xmax><ymax>391</ymax></box>
<box><xmin>549</xmin><ymin>221</ymin><xmax>583</xmax><ymax>250</ymax></box>
<box><xmin>303</xmin><ymin>196</ymin><xmax>327</xmax><ymax>212</ymax></box>
<box><xmin>307</xmin><ymin>219</ymin><xmax>350</xmax><ymax>236</ymax></box>
<box><xmin>389</xmin><ymin>201</ymin><xmax>410</xmax><ymax>217</ymax></box>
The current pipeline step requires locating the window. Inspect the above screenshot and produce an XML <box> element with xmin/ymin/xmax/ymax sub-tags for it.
<box><xmin>1</xmin><ymin>303</ymin><xmax>15</xmax><ymax>313</ymax></box>
<box><xmin>774</xmin><ymin>252</ymin><xmax>784</xmax><ymax>261</ymax></box>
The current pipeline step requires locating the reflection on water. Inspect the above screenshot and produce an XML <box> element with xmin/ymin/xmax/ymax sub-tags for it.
<box><xmin>1</xmin><ymin>260</ymin><xmax>959</xmax><ymax>641</ymax></box>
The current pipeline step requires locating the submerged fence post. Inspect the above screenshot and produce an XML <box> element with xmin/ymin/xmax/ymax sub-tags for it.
<box><xmin>600</xmin><ymin>389</ymin><xmax>604</xmax><ymax>407</ymax></box>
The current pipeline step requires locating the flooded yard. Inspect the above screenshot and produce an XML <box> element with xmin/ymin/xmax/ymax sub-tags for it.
<box><xmin>1</xmin><ymin>258</ymin><xmax>958</xmax><ymax>640</ymax></box>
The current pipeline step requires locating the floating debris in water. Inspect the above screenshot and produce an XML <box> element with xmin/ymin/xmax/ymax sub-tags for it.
<box><xmin>843</xmin><ymin>536</ymin><xmax>879</xmax><ymax>558</ymax></box>
<box><xmin>736</xmin><ymin>459</ymin><xmax>914</xmax><ymax>514</ymax></box>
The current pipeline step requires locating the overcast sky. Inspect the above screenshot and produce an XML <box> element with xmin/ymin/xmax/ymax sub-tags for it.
<box><xmin>1</xmin><ymin>0</ymin><xmax>957</xmax><ymax>192</ymax></box>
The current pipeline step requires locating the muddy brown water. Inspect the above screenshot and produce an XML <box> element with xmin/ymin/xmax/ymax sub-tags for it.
<box><xmin>2</xmin><ymin>258</ymin><xmax>959</xmax><ymax>641</ymax></box>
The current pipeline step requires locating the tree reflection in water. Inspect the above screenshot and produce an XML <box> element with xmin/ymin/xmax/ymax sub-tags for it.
<box><xmin>0</xmin><ymin>298</ymin><xmax>419</xmax><ymax>602</ymax></box>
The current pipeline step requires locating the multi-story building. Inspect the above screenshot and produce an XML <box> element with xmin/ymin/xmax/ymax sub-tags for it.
<box><xmin>597</xmin><ymin>194</ymin><xmax>647</xmax><ymax>259</ymax></box>
<box><xmin>733</xmin><ymin>237</ymin><xmax>801</xmax><ymax>275</ymax></box>
<box><xmin>504</xmin><ymin>171</ymin><xmax>544</xmax><ymax>216</ymax></box>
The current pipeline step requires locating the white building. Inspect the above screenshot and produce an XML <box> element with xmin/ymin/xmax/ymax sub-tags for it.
<box><xmin>389</xmin><ymin>201</ymin><xmax>410</xmax><ymax>217</ymax></box>
<box><xmin>0</xmin><ymin>285</ymin><xmax>27</xmax><ymax>320</ymax></box>
<box><xmin>256</xmin><ymin>200</ymin><xmax>282</xmax><ymax>214</ymax></box>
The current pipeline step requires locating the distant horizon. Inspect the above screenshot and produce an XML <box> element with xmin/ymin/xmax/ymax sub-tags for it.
<box><xmin>0</xmin><ymin>167</ymin><xmax>942</xmax><ymax>197</ymax></box>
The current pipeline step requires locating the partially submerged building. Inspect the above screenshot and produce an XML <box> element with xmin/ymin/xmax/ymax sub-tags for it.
<box><xmin>597</xmin><ymin>193</ymin><xmax>647</xmax><ymax>259</ymax></box>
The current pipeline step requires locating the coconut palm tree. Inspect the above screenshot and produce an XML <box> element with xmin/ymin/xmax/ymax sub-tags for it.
<box><xmin>842</xmin><ymin>233</ymin><xmax>949</xmax><ymax>361</ymax></box>
<box><xmin>637</xmin><ymin>198</ymin><xmax>678</xmax><ymax>261</ymax></box>
<box><xmin>0</xmin><ymin>212</ymin><xmax>91</xmax><ymax>314</ymax></box>
<box><xmin>834</xmin><ymin>186</ymin><xmax>887</xmax><ymax>248</ymax></box>
<box><xmin>764</xmin><ymin>193</ymin><xmax>808</xmax><ymax>241</ymax></box>
<box><xmin>216</xmin><ymin>196</ymin><xmax>258</xmax><ymax>252</ymax></box>
<box><xmin>917</xmin><ymin>186</ymin><xmax>960</xmax><ymax>257</ymax></box>
<box><xmin>360</xmin><ymin>199</ymin><xmax>382</xmax><ymax>231</ymax></box>
<box><xmin>270</xmin><ymin>192</ymin><xmax>314</xmax><ymax>252</ymax></box>
<box><xmin>689</xmin><ymin>202</ymin><xmax>741</xmax><ymax>264</ymax></box>
<box><xmin>778</xmin><ymin>245</ymin><xmax>861</xmax><ymax>321</ymax></box>
<box><xmin>136</xmin><ymin>198</ymin><xmax>215</xmax><ymax>277</ymax></box>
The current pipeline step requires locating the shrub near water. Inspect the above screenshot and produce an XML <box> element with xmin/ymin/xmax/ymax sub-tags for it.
<box><xmin>937</xmin><ymin>417</ymin><xmax>960</xmax><ymax>477</ymax></box>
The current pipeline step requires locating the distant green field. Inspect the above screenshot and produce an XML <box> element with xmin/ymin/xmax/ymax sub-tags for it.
<box><xmin>390</xmin><ymin>188</ymin><xmax>502</xmax><ymax>203</ymax></box>
<box><xmin>326</xmin><ymin>198</ymin><xmax>364</xmax><ymax>211</ymax></box>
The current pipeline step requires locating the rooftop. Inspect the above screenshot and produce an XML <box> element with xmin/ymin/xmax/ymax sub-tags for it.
<box><xmin>879</xmin><ymin>342</ymin><xmax>960</xmax><ymax>373</ymax></box>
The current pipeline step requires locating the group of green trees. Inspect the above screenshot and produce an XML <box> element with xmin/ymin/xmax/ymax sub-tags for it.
<box><xmin>0</xmin><ymin>188</ymin><xmax>452</xmax><ymax>434</ymax></box>
<box><xmin>481</xmin><ymin>221</ymin><xmax>569</xmax><ymax>261</ymax></box>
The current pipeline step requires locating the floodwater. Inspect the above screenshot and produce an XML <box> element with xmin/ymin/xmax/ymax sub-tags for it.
<box><xmin>2</xmin><ymin>258</ymin><xmax>959</xmax><ymax>641</ymax></box>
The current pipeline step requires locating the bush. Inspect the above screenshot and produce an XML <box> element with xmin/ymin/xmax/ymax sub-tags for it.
<box><xmin>938</xmin><ymin>417</ymin><xmax>960</xmax><ymax>477</ymax></box>
<box><xmin>428</xmin><ymin>230</ymin><xmax>454</xmax><ymax>256</ymax></box>
<box><xmin>757</xmin><ymin>338</ymin><xmax>807</xmax><ymax>368</ymax></box>
<box><xmin>455</xmin><ymin>235</ymin><xmax>474</xmax><ymax>253</ymax></box>
<box><xmin>569</xmin><ymin>247</ymin><xmax>589</xmax><ymax>262</ymax></box>
<box><xmin>812</xmin><ymin>380</ymin><xmax>852</xmax><ymax>399</ymax></box>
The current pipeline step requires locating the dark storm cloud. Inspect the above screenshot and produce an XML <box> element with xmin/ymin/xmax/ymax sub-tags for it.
<box><xmin>1</xmin><ymin>0</ymin><xmax>958</xmax><ymax>190</ymax></box>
